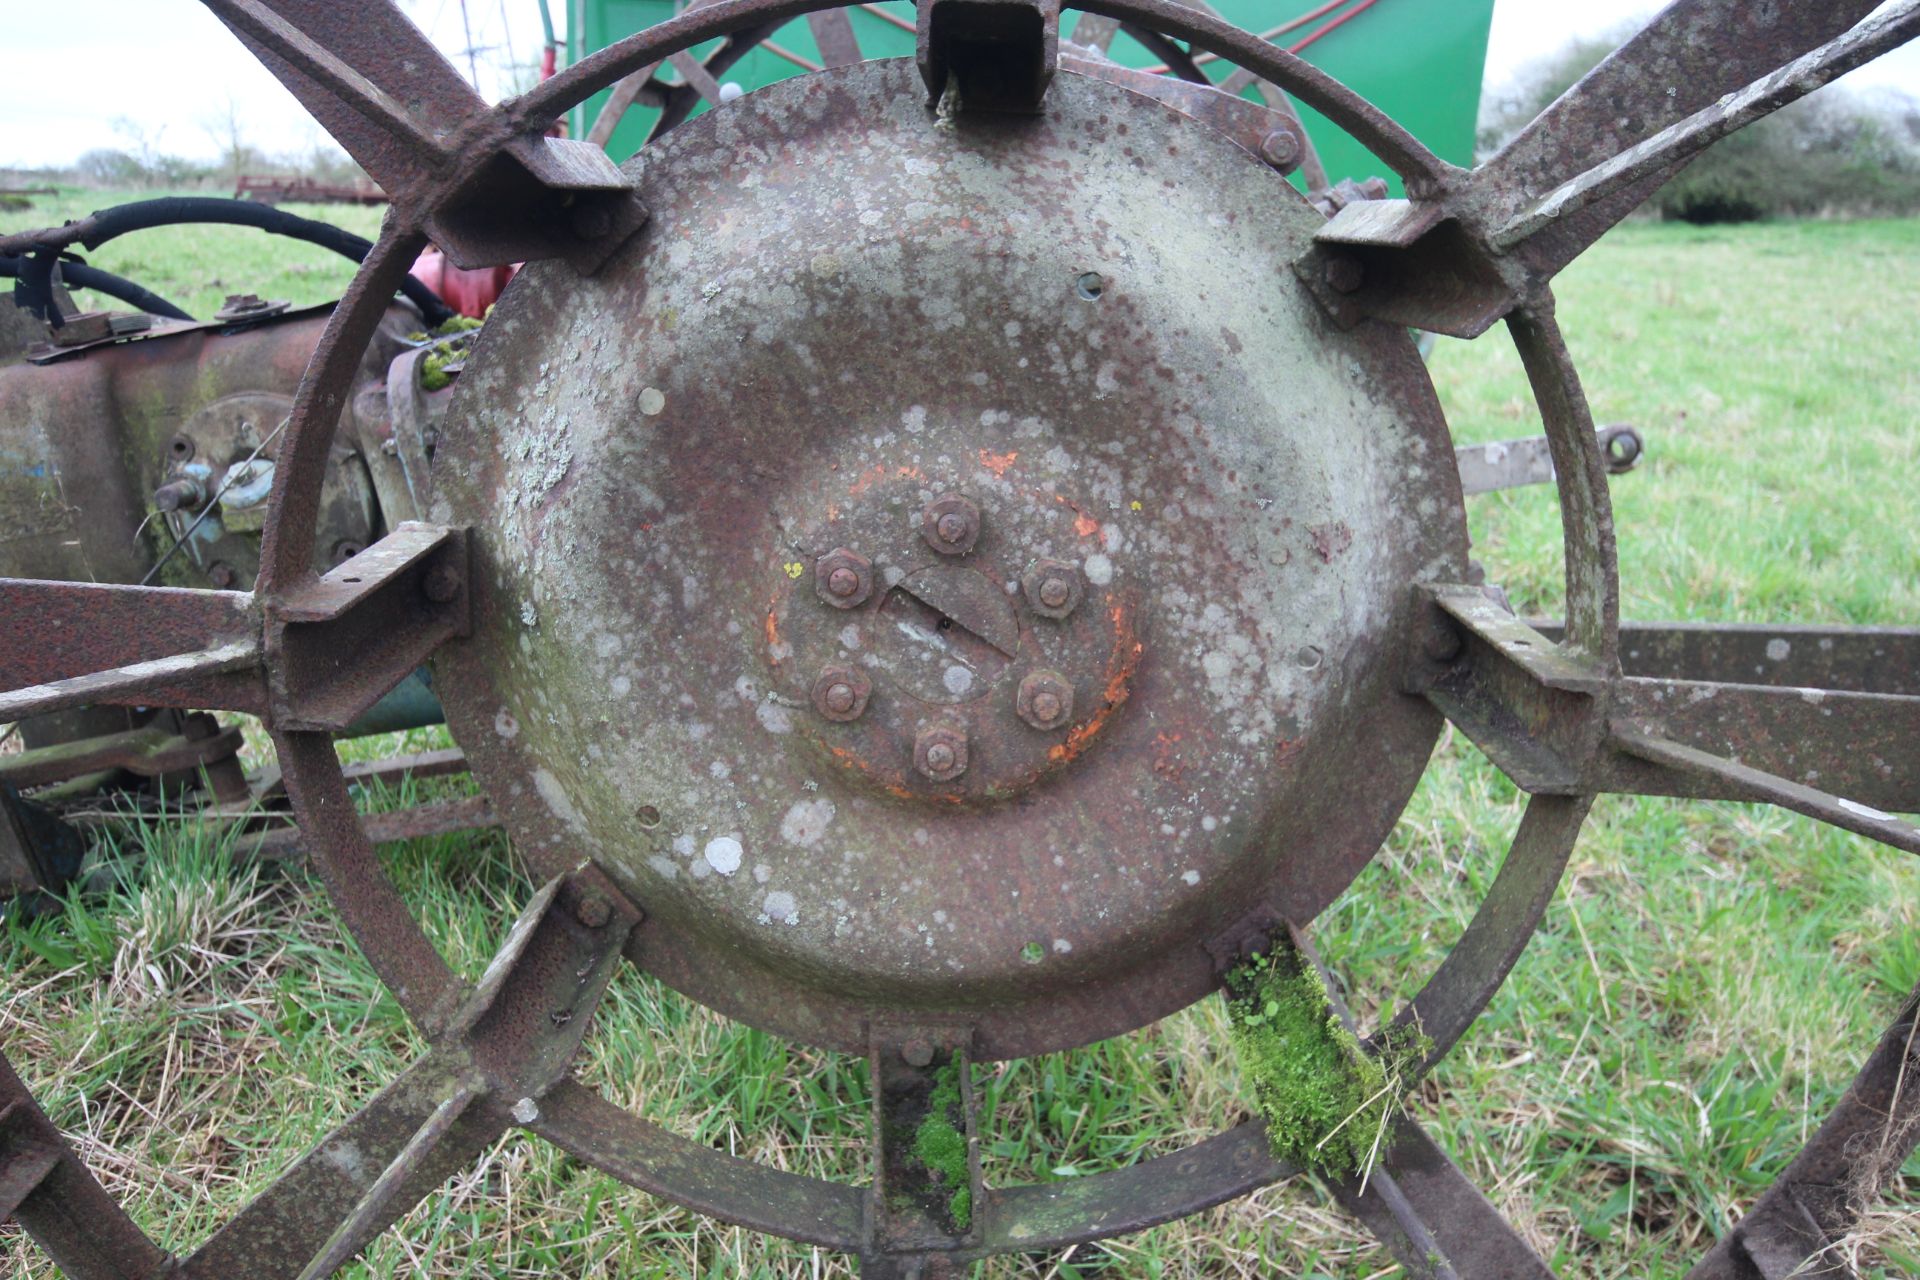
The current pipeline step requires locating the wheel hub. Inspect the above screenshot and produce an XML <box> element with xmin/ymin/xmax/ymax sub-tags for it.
<box><xmin>431</xmin><ymin>60</ymin><xmax>1466</xmax><ymax>1057</ymax></box>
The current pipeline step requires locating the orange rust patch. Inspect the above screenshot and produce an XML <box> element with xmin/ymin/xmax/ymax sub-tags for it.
<box><xmin>848</xmin><ymin>463</ymin><xmax>923</xmax><ymax>498</ymax></box>
<box><xmin>764</xmin><ymin>608</ymin><xmax>782</xmax><ymax>662</ymax></box>
<box><xmin>1048</xmin><ymin>606</ymin><xmax>1143</xmax><ymax>766</ymax></box>
<box><xmin>979</xmin><ymin>449</ymin><xmax>1018</xmax><ymax>477</ymax></box>
<box><xmin>1073</xmin><ymin>513</ymin><xmax>1100</xmax><ymax>538</ymax></box>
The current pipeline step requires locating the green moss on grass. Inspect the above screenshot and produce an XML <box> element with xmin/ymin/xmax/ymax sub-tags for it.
<box><xmin>912</xmin><ymin>1059</ymin><xmax>972</xmax><ymax>1229</ymax></box>
<box><xmin>1226</xmin><ymin>942</ymin><xmax>1428</xmax><ymax>1181</ymax></box>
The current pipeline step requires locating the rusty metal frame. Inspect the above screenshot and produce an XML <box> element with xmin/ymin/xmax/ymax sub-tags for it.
<box><xmin>2</xmin><ymin>2</ymin><xmax>1918</xmax><ymax>1276</ymax></box>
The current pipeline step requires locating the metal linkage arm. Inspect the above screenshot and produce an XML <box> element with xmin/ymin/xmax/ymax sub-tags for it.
<box><xmin>1415</xmin><ymin>585</ymin><xmax>1920</xmax><ymax>854</ymax></box>
<box><xmin>0</xmin><ymin>579</ymin><xmax>264</xmax><ymax>719</ymax></box>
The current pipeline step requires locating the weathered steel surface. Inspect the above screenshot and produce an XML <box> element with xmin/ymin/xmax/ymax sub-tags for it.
<box><xmin>2</xmin><ymin>4</ymin><xmax>1917</xmax><ymax>1277</ymax></box>
<box><xmin>432</xmin><ymin>59</ymin><xmax>1465</xmax><ymax>1059</ymax></box>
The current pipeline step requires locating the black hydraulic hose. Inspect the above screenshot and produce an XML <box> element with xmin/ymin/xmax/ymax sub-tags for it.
<box><xmin>0</xmin><ymin>254</ymin><xmax>193</xmax><ymax>321</ymax></box>
<box><xmin>9</xmin><ymin>196</ymin><xmax>453</xmax><ymax>328</ymax></box>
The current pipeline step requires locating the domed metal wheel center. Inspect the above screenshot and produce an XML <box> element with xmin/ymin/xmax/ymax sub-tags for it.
<box><xmin>431</xmin><ymin>60</ymin><xmax>1467</xmax><ymax>1058</ymax></box>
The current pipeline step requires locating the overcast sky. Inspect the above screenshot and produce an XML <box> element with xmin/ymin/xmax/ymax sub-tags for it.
<box><xmin>3</xmin><ymin>1</ymin><xmax>1916</xmax><ymax>169</ymax></box>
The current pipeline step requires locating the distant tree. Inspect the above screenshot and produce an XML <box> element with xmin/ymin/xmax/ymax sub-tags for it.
<box><xmin>201</xmin><ymin>96</ymin><xmax>253</xmax><ymax>187</ymax></box>
<box><xmin>75</xmin><ymin>148</ymin><xmax>145</xmax><ymax>187</ymax></box>
<box><xmin>1481</xmin><ymin>34</ymin><xmax>1920</xmax><ymax>223</ymax></box>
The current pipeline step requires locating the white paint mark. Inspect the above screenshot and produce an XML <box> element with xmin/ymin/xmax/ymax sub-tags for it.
<box><xmin>704</xmin><ymin>835</ymin><xmax>744</xmax><ymax>876</ymax></box>
<box><xmin>494</xmin><ymin>707</ymin><xmax>520</xmax><ymax>739</ymax></box>
<box><xmin>753</xmin><ymin>863</ymin><xmax>771</xmax><ymax>883</ymax></box>
<box><xmin>943</xmin><ymin>665</ymin><xmax>974</xmax><ymax>696</ymax></box>
<box><xmin>1181</xmin><ymin>869</ymin><xmax>1200</xmax><ymax>885</ymax></box>
<box><xmin>762</xmin><ymin>890</ymin><xmax>799</xmax><ymax>924</ymax></box>
<box><xmin>533</xmin><ymin>768</ymin><xmax>587</xmax><ymax>832</ymax></box>
<box><xmin>611</xmin><ymin>674</ymin><xmax>631</xmax><ymax>697</ymax></box>
<box><xmin>511</xmin><ymin>1097</ymin><xmax>540</xmax><ymax>1124</ymax></box>
<box><xmin>1766</xmin><ymin>638</ymin><xmax>1791</xmax><ymax>662</ymax></box>
<box><xmin>757</xmin><ymin>701</ymin><xmax>793</xmax><ymax>734</ymax></box>
<box><xmin>1083</xmin><ymin>553</ymin><xmax>1114</xmax><ymax>585</ymax></box>
<box><xmin>1052</xmin><ymin>938</ymin><xmax>1073</xmax><ymax>954</ymax></box>
<box><xmin>1839</xmin><ymin>798</ymin><xmax>1895</xmax><ymax>822</ymax></box>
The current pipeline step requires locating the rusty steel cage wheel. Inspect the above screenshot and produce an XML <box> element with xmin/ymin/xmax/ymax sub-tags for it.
<box><xmin>4</xmin><ymin>2</ymin><xmax>1920</xmax><ymax>1277</ymax></box>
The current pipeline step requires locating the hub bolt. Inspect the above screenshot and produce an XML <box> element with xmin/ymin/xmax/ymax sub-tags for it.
<box><xmin>575</xmin><ymin>892</ymin><xmax>613</xmax><ymax>929</ymax></box>
<box><xmin>915</xmin><ymin>722</ymin><xmax>969</xmax><ymax>782</ymax></box>
<box><xmin>1016</xmin><ymin>670</ymin><xmax>1075</xmax><ymax>731</ymax></box>
<box><xmin>1260</xmin><ymin>128</ymin><xmax>1303</xmax><ymax>173</ymax></box>
<box><xmin>901</xmin><ymin>1038</ymin><xmax>935</xmax><ymax>1068</ymax></box>
<box><xmin>812</xmin><ymin>665</ymin><xmax>871</xmax><ymax>722</ymax></box>
<box><xmin>920</xmin><ymin>493</ymin><xmax>981</xmax><ymax>556</ymax></box>
<box><xmin>814</xmin><ymin>547</ymin><xmax>873</xmax><ymax>609</ymax></box>
<box><xmin>1324</xmin><ymin>255</ymin><xmax>1365</xmax><ymax>295</ymax></box>
<box><xmin>1021</xmin><ymin>558</ymin><xmax>1083</xmax><ymax>620</ymax></box>
<box><xmin>422</xmin><ymin>561</ymin><xmax>463</xmax><ymax>604</ymax></box>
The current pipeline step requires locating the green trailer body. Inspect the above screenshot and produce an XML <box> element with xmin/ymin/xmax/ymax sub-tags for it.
<box><xmin>566</xmin><ymin>1</ymin><xmax>1495</xmax><ymax>191</ymax></box>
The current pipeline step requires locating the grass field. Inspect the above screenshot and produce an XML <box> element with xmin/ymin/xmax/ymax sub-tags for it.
<box><xmin>2</xmin><ymin>189</ymin><xmax>1918</xmax><ymax>1278</ymax></box>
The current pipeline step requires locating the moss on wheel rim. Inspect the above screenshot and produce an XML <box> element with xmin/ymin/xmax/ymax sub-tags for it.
<box><xmin>1227</xmin><ymin>940</ymin><xmax>1429</xmax><ymax>1181</ymax></box>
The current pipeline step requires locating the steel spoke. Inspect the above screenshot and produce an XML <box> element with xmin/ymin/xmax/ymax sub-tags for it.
<box><xmin>1494</xmin><ymin>2</ymin><xmax>1920</xmax><ymax>256</ymax></box>
<box><xmin>0</xmin><ymin>1054</ymin><xmax>169</xmax><ymax>1280</ymax></box>
<box><xmin>807</xmin><ymin>8</ymin><xmax>865</xmax><ymax>66</ymax></box>
<box><xmin>1476</xmin><ymin>0</ymin><xmax>1888</xmax><ymax>276</ymax></box>
<box><xmin>197</xmin><ymin>0</ymin><xmax>479</xmax><ymax>203</ymax></box>
<box><xmin>0</xmin><ymin>579</ymin><xmax>263</xmax><ymax>717</ymax></box>
<box><xmin>1385</xmin><ymin>795</ymin><xmax>1590</xmax><ymax>1072</ymax></box>
<box><xmin>1609</xmin><ymin>731</ymin><xmax>1920</xmax><ymax>857</ymax></box>
<box><xmin>1686</xmin><ymin>982</ymin><xmax>1920</xmax><ymax>1279</ymax></box>
<box><xmin>528</xmin><ymin>1080</ymin><xmax>867</xmax><ymax>1248</ymax></box>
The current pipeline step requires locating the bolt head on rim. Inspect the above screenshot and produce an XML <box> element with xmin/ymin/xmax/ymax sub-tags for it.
<box><xmin>1015</xmin><ymin>669</ymin><xmax>1074</xmax><ymax>731</ymax></box>
<box><xmin>814</xmin><ymin>546</ymin><xmax>873</xmax><ymax>608</ymax></box>
<box><xmin>921</xmin><ymin>492</ymin><xmax>981</xmax><ymax>556</ymax></box>
<box><xmin>1021</xmin><ymin>557</ymin><xmax>1082</xmax><ymax>620</ymax></box>
<box><xmin>915</xmin><ymin>723</ymin><xmax>969</xmax><ymax>781</ymax></box>
<box><xmin>812</xmin><ymin>664</ymin><xmax>872</xmax><ymax>722</ymax></box>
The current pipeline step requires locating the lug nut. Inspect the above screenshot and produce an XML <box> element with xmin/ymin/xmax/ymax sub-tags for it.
<box><xmin>814</xmin><ymin>547</ymin><xmax>873</xmax><ymax>609</ymax></box>
<box><xmin>422</xmin><ymin>561</ymin><xmax>462</xmax><ymax>604</ymax></box>
<box><xmin>1259</xmin><ymin>128</ymin><xmax>1302</xmax><ymax>173</ymax></box>
<box><xmin>901</xmin><ymin>1038</ymin><xmax>935</xmax><ymax>1068</ymax></box>
<box><xmin>575</xmin><ymin>892</ymin><xmax>612</xmax><ymax>928</ymax></box>
<box><xmin>812</xmin><ymin>664</ymin><xmax>871</xmax><ymax>722</ymax></box>
<box><xmin>1016</xmin><ymin>670</ymin><xmax>1075</xmax><ymax>731</ymax></box>
<box><xmin>920</xmin><ymin>493</ymin><xmax>981</xmax><ymax>556</ymax></box>
<box><xmin>1422</xmin><ymin>616</ymin><xmax>1463</xmax><ymax>664</ymax></box>
<box><xmin>1323</xmin><ymin>255</ymin><xmax>1365</xmax><ymax>295</ymax></box>
<box><xmin>1021</xmin><ymin>558</ymin><xmax>1083</xmax><ymax>620</ymax></box>
<box><xmin>915</xmin><ymin>722</ymin><xmax>969</xmax><ymax>782</ymax></box>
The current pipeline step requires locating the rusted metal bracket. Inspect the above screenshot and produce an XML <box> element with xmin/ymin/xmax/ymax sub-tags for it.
<box><xmin>917</xmin><ymin>0</ymin><xmax>1060</xmax><ymax>113</ymax></box>
<box><xmin>266</xmin><ymin>522</ymin><xmax>470</xmax><ymax>732</ymax></box>
<box><xmin>1408</xmin><ymin>584</ymin><xmax>1607</xmax><ymax>794</ymax></box>
<box><xmin>864</xmin><ymin>1023</ymin><xmax>983</xmax><ymax>1272</ymax></box>
<box><xmin>1299</xmin><ymin>201</ymin><xmax>1521</xmax><ymax>340</ymax></box>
